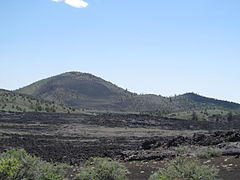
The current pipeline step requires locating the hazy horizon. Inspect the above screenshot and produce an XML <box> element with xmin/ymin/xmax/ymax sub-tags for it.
<box><xmin>1</xmin><ymin>0</ymin><xmax>240</xmax><ymax>103</ymax></box>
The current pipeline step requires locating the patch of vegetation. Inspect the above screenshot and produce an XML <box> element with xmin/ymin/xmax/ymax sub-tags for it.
<box><xmin>0</xmin><ymin>89</ymin><xmax>83</xmax><ymax>113</ymax></box>
<box><xmin>166</xmin><ymin>108</ymin><xmax>239</xmax><ymax>121</ymax></box>
<box><xmin>197</xmin><ymin>148</ymin><xmax>222</xmax><ymax>159</ymax></box>
<box><xmin>74</xmin><ymin>157</ymin><xmax>128</xmax><ymax>180</ymax></box>
<box><xmin>149</xmin><ymin>156</ymin><xmax>218</xmax><ymax>180</ymax></box>
<box><xmin>0</xmin><ymin>149</ymin><xmax>69</xmax><ymax>180</ymax></box>
<box><xmin>175</xmin><ymin>146</ymin><xmax>190</xmax><ymax>153</ymax></box>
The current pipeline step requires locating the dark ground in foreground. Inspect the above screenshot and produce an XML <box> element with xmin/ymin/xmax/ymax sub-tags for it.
<box><xmin>125</xmin><ymin>156</ymin><xmax>240</xmax><ymax>180</ymax></box>
<box><xmin>0</xmin><ymin>111</ymin><xmax>240</xmax><ymax>179</ymax></box>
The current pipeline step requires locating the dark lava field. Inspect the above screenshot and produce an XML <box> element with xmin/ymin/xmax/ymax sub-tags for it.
<box><xmin>0</xmin><ymin>111</ymin><xmax>240</xmax><ymax>163</ymax></box>
<box><xmin>1</xmin><ymin>111</ymin><xmax>240</xmax><ymax>179</ymax></box>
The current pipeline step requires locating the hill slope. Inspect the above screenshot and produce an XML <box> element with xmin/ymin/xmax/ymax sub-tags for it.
<box><xmin>0</xmin><ymin>89</ymin><xmax>79</xmax><ymax>113</ymax></box>
<box><xmin>15</xmin><ymin>72</ymin><xmax>240</xmax><ymax>112</ymax></box>
<box><xmin>16</xmin><ymin>72</ymin><xmax>133</xmax><ymax>111</ymax></box>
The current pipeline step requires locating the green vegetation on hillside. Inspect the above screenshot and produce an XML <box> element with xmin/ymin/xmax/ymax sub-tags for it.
<box><xmin>16</xmin><ymin>72</ymin><xmax>133</xmax><ymax>111</ymax></box>
<box><xmin>0</xmin><ymin>89</ymin><xmax>81</xmax><ymax>113</ymax></box>
<box><xmin>161</xmin><ymin>108</ymin><xmax>238</xmax><ymax>121</ymax></box>
<box><xmin>15</xmin><ymin>72</ymin><xmax>240</xmax><ymax>113</ymax></box>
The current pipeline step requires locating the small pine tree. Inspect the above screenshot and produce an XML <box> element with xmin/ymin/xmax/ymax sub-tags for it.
<box><xmin>191</xmin><ymin>111</ymin><xmax>198</xmax><ymax>121</ymax></box>
<box><xmin>227</xmin><ymin>112</ymin><xmax>233</xmax><ymax>122</ymax></box>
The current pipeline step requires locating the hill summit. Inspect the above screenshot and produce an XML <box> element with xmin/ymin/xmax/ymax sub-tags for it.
<box><xmin>16</xmin><ymin>72</ymin><xmax>240</xmax><ymax>112</ymax></box>
<box><xmin>16</xmin><ymin>72</ymin><xmax>132</xmax><ymax>111</ymax></box>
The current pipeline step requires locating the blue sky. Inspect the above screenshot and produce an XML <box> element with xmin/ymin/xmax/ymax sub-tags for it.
<box><xmin>0</xmin><ymin>0</ymin><xmax>240</xmax><ymax>103</ymax></box>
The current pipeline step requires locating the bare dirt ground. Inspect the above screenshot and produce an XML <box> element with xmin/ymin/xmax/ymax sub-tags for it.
<box><xmin>0</xmin><ymin>111</ymin><xmax>240</xmax><ymax>179</ymax></box>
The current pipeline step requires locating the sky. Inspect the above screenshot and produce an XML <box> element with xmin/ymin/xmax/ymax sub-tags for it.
<box><xmin>0</xmin><ymin>0</ymin><xmax>240</xmax><ymax>103</ymax></box>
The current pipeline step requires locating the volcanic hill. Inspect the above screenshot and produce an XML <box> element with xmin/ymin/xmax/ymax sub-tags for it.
<box><xmin>15</xmin><ymin>72</ymin><xmax>240</xmax><ymax>113</ymax></box>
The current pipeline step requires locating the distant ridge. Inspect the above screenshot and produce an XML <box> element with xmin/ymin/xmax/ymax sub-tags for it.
<box><xmin>181</xmin><ymin>93</ymin><xmax>240</xmax><ymax>109</ymax></box>
<box><xmin>15</xmin><ymin>72</ymin><xmax>240</xmax><ymax>112</ymax></box>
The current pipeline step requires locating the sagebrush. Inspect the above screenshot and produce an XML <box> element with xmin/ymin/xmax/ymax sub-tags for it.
<box><xmin>149</xmin><ymin>156</ymin><xmax>218</xmax><ymax>180</ymax></box>
<box><xmin>0</xmin><ymin>149</ymin><xmax>69</xmax><ymax>180</ymax></box>
<box><xmin>74</xmin><ymin>157</ymin><xmax>128</xmax><ymax>180</ymax></box>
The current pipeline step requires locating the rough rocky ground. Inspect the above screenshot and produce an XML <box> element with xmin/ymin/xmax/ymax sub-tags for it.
<box><xmin>125</xmin><ymin>156</ymin><xmax>240</xmax><ymax>180</ymax></box>
<box><xmin>0</xmin><ymin>111</ymin><xmax>240</xmax><ymax>179</ymax></box>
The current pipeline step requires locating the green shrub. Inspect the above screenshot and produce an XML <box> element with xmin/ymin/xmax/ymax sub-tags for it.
<box><xmin>197</xmin><ymin>148</ymin><xmax>222</xmax><ymax>159</ymax></box>
<box><xmin>175</xmin><ymin>146</ymin><xmax>189</xmax><ymax>153</ymax></box>
<box><xmin>0</xmin><ymin>156</ymin><xmax>20</xmax><ymax>179</ymax></box>
<box><xmin>149</xmin><ymin>156</ymin><xmax>218</xmax><ymax>180</ymax></box>
<box><xmin>0</xmin><ymin>149</ymin><xmax>69</xmax><ymax>180</ymax></box>
<box><xmin>74</xmin><ymin>157</ymin><xmax>127</xmax><ymax>180</ymax></box>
